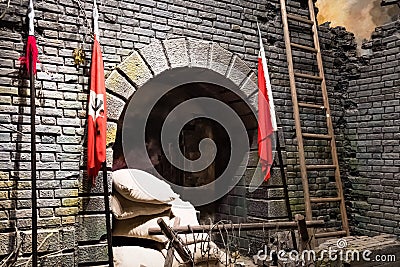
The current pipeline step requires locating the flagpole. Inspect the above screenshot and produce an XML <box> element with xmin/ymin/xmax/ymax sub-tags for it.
<box><xmin>102</xmin><ymin>163</ymin><xmax>113</xmax><ymax>265</ymax></box>
<box><xmin>25</xmin><ymin>0</ymin><xmax>38</xmax><ymax>265</ymax></box>
<box><xmin>30</xmin><ymin>38</ymin><xmax>38</xmax><ymax>267</ymax></box>
<box><xmin>91</xmin><ymin>0</ymin><xmax>112</xmax><ymax>263</ymax></box>
<box><xmin>275</xmin><ymin>130</ymin><xmax>297</xmax><ymax>250</ymax></box>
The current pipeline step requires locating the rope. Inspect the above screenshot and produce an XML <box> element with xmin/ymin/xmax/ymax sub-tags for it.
<box><xmin>0</xmin><ymin>124</ymin><xmax>25</xmax><ymax>135</ymax></box>
<box><xmin>17</xmin><ymin>233</ymin><xmax>55</xmax><ymax>267</ymax></box>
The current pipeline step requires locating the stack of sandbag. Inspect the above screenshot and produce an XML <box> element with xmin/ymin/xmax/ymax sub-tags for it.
<box><xmin>111</xmin><ymin>169</ymin><xmax>228</xmax><ymax>266</ymax></box>
<box><xmin>112</xmin><ymin>168</ymin><xmax>178</xmax><ymax>243</ymax></box>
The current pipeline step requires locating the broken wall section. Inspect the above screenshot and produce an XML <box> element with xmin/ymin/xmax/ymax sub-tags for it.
<box><xmin>344</xmin><ymin>19</ymin><xmax>400</xmax><ymax>236</ymax></box>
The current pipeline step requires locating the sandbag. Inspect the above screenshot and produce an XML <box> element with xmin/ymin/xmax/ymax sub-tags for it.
<box><xmin>113</xmin><ymin>244</ymin><xmax>227</xmax><ymax>267</ymax></box>
<box><xmin>111</xmin><ymin>191</ymin><xmax>171</xmax><ymax>220</ymax></box>
<box><xmin>113</xmin><ymin>169</ymin><xmax>179</xmax><ymax>204</ymax></box>
<box><xmin>113</xmin><ymin>210</ymin><xmax>172</xmax><ymax>243</ymax></box>
<box><xmin>170</xmin><ymin>198</ymin><xmax>199</xmax><ymax>226</ymax></box>
<box><xmin>113</xmin><ymin>246</ymin><xmax>165</xmax><ymax>267</ymax></box>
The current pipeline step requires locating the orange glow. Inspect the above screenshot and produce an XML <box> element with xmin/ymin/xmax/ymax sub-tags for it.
<box><xmin>316</xmin><ymin>0</ymin><xmax>399</xmax><ymax>44</ymax></box>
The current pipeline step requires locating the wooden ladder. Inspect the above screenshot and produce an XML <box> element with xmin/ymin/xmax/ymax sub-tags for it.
<box><xmin>279</xmin><ymin>0</ymin><xmax>349</xmax><ymax>242</ymax></box>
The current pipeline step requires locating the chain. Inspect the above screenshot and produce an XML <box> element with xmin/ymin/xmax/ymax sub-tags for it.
<box><xmin>75</xmin><ymin>0</ymin><xmax>93</xmax><ymax>38</ymax></box>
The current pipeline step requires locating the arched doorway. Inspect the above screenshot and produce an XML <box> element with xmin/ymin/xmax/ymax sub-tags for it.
<box><xmin>104</xmin><ymin>38</ymin><xmax>260</xmax><ymax>222</ymax></box>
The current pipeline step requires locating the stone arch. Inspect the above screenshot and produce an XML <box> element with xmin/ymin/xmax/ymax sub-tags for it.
<box><xmin>104</xmin><ymin>37</ymin><xmax>259</xmax><ymax>160</ymax></box>
<box><xmin>77</xmin><ymin>38</ymin><xmax>292</xmax><ymax>247</ymax></box>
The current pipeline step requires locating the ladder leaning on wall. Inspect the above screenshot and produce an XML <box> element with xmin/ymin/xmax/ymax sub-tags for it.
<box><xmin>278</xmin><ymin>0</ymin><xmax>350</xmax><ymax>242</ymax></box>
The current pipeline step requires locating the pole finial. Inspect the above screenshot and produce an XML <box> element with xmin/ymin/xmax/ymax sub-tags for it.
<box><xmin>93</xmin><ymin>0</ymin><xmax>99</xmax><ymax>39</ymax></box>
<box><xmin>28</xmin><ymin>0</ymin><xmax>35</xmax><ymax>36</ymax></box>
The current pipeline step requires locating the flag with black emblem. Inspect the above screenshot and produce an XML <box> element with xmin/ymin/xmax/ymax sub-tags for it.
<box><xmin>87</xmin><ymin>0</ymin><xmax>106</xmax><ymax>184</ymax></box>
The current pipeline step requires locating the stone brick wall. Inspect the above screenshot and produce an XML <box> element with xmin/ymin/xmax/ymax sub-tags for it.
<box><xmin>1</xmin><ymin>0</ymin><xmax>397</xmax><ymax>265</ymax></box>
<box><xmin>345</xmin><ymin>19</ymin><xmax>400</xmax><ymax>236</ymax></box>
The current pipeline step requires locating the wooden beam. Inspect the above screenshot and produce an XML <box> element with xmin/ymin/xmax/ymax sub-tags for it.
<box><xmin>157</xmin><ymin>218</ymin><xmax>192</xmax><ymax>264</ymax></box>
<box><xmin>149</xmin><ymin>219</ymin><xmax>325</xmax><ymax>235</ymax></box>
<box><xmin>295</xmin><ymin>214</ymin><xmax>309</xmax><ymax>242</ymax></box>
<box><xmin>295</xmin><ymin>214</ymin><xmax>310</xmax><ymax>251</ymax></box>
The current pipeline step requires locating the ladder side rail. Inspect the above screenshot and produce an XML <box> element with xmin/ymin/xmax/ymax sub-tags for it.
<box><xmin>279</xmin><ymin>0</ymin><xmax>312</xmax><ymax>221</ymax></box>
<box><xmin>307</xmin><ymin>0</ymin><xmax>349</xmax><ymax>235</ymax></box>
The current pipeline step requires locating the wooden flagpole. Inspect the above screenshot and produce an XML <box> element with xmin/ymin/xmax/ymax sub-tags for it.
<box><xmin>26</xmin><ymin>0</ymin><xmax>38</xmax><ymax>264</ymax></box>
<box><xmin>102</xmin><ymin>163</ymin><xmax>113</xmax><ymax>265</ymax></box>
<box><xmin>30</xmin><ymin>44</ymin><xmax>38</xmax><ymax>267</ymax></box>
<box><xmin>92</xmin><ymin>0</ymin><xmax>113</xmax><ymax>262</ymax></box>
<box><xmin>275</xmin><ymin>130</ymin><xmax>298</xmax><ymax>250</ymax></box>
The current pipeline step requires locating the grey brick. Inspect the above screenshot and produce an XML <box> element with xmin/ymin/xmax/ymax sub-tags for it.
<box><xmin>80</xmin><ymin>196</ymin><xmax>105</xmax><ymax>212</ymax></box>
<box><xmin>106</xmin><ymin>94</ymin><xmax>125</xmax><ymax>121</ymax></box>
<box><xmin>36</xmin><ymin>144</ymin><xmax>62</xmax><ymax>152</ymax></box>
<box><xmin>61</xmin><ymin>162</ymin><xmax>79</xmax><ymax>169</ymax></box>
<box><xmin>37</xmin><ymin>199</ymin><xmax>61</xmax><ymax>208</ymax></box>
<box><xmin>187</xmin><ymin>38</ymin><xmax>211</xmax><ymax>68</ymax></box>
<box><xmin>135</xmin><ymin>0</ymin><xmax>156</xmax><ymax>7</ymax></box>
<box><xmin>163</xmin><ymin>38</ymin><xmax>190</xmax><ymax>68</ymax></box>
<box><xmin>105</xmin><ymin>71</ymin><xmax>136</xmax><ymax>100</ymax></box>
<box><xmin>36</xmin><ymin>125</ymin><xmax>62</xmax><ymax>135</ymax></box>
<box><xmin>54</xmin><ymin>189</ymin><xmax>78</xmax><ymax>198</ymax></box>
<box><xmin>210</xmin><ymin>42</ymin><xmax>233</xmax><ymax>76</ymax></box>
<box><xmin>118</xmin><ymin>51</ymin><xmax>153</xmax><ymax>87</ymax></box>
<box><xmin>0</xmin><ymin>143</ymin><xmax>16</xmax><ymax>151</ymax></box>
<box><xmin>37</xmin><ymin>162</ymin><xmax>61</xmax><ymax>170</ymax></box>
<box><xmin>57</xmin><ymin>100</ymin><xmax>82</xmax><ymax>109</ymax></box>
<box><xmin>227</xmin><ymin>55</ymin><xmax>252</xmax><ymax>87</ymax></box>
<box><xmin>41</xmin><ymin>153</ymin><xmax>56</xmax><ymax>162</ymax></box>
<box><xmin>57</xmin><ymin>118</ymin><xmax>81</xmax><ymax>126</ymax></box>
<box><xmin>36</xmin><ymin>108</ymin><xmax>63</xmax><ymax>117</ymax></box>
<box><xmin>62</xmin><ymin>145</ymin><xmax>82</xmax><ymax>153</ymax></box>
<box><xmin>56</xmin><ymin>136</ymin><xmax>82</xmax><ymax>144</ymax></box>
<box><xmin>77</xmin><ymin>215</ymin><xmax>106</xmax><ymax>241</ymax></box>
<box><xmin>138</xmin><ymin>39</ymin><xmax>169</xmax><ymax>76</ymax></box>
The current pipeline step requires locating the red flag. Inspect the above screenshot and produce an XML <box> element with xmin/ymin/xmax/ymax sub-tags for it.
<box><xmin>257</xmin><ymin>24</ymin><xmax>277</xmax><ymax>181</ymax></box>
<box><xmin>19</xmin><ymin>0</ymin><xmax>38</xmax><ymax>76</ymax></box>
<box><xmin>87</xmin><ymin>34</ymin><xmax>107</xmax><ymax>184</ymax></box>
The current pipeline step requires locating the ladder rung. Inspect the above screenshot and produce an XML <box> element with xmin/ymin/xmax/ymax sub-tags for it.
<box><xmin>310</xmin><ymin>197</ymin><xmax>342</xmax><ymax>203</ymax></box>
<box><xmin>314</xmin><ymin>230</ymin><xmax>347</xmax><ymax>239</ymax></box>
<box><xmin>306</xmin><ymin>165</ymin><xmax>337</xmax><ymax>170</ymax></box>
<box><xmin>298</xmin><ymin>102</ymin><xmax>325</xmax><ymax>109</ymax></box>
<box><xmin>302</xmin><ymin>133</ymin><xmax>332</xmax><ymax>140</ymax></box>
<box><xmin>286</xmin><ymin>13</ymin><xmax>314</xmax><ymax>25</ymax></box>
<box><xmin>294</xmin><ymin>72</ymin><xmax>323</xmax><ymax>81</ymax></box>
<box><xmin>291</xmin><ymin>42</ymin><xmax>318</xmax><ymax>53</ymax></box>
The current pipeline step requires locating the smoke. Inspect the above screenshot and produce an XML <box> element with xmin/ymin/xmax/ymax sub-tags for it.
<box><xmin>316</xmin><ymin>0</ymin><xmax>399</xmax><ymax>43</ymax></box>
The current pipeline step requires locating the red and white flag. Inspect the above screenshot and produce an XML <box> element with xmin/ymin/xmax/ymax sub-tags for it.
<box><xmin>19</xmin><ymin>0</ymin><xmax>39</xmax><ymax>76</ymax></box>
<box><xmin>87</xmin><ymin>0</ymin><xmax>107</xmax><ymax>184</ymax></box>
<box><xmin>257</xmin><ymin>23</ymin><xmax>277</xmax><ymax>181</ymax></box>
